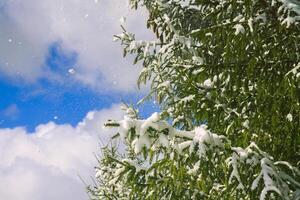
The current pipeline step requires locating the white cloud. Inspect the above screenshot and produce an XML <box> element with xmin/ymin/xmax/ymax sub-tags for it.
<box><xmin>0</xmin><ymin>104</ymin><xmax>124</xmax><ymax>200</ymax></box>
<box><xmin>2</xmin><ymin>104</ymin><xmax>19</xmax><ymax>119</ymax></box>
<box><xmin>0</xmin><ymin>0</ymin><xmax>153</xmax><ymax>92</ymax></box>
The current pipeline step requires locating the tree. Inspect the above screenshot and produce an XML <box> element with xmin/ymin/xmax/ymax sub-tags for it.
<box><xmin>88</xmin><ymin>0</ymin><xmax>300</xmax><ymax>199</ymax></box>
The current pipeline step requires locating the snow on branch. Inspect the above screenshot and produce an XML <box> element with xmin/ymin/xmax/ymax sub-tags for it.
<box><xmin>103</xmin><ymin>109</ymin><xmax>300</xmax><ymax>199</ymax></box>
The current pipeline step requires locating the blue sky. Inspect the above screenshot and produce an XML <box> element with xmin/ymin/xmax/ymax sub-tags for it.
<box><xmin>0</xmin><ymin>42</ymin><xmax>157</xmax><ymax>132</ymax></box>
<box><xmin>0</xmin><ymin>0</ymin><xmax>156</xmax><ymax>199</ymax></box>
<box><xmin>0</xmin><ymin>77</ymin><xmax>157</xmax><ymax>132</ymax></box>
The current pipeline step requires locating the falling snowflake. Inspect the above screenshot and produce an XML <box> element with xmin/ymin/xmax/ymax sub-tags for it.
<box><xmin>68</xmin><ymin>68</ymin><xmax>76</xmax><ymax>75</ymax></box>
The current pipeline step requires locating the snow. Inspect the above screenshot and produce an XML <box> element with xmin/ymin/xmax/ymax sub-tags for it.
<box><xmin>103</xmin><ymin>107</ymin><xmax>299</xmax><ymax>199</ymax></box>
<box><xmin>118</xmin><ymin>119</ymin><xmax>133</xmax><ymax>138</ymax></box>
<box><xmin>180</xmin><ymin>95</ymin><xmax>195</xmax><ymax>103</ymax></box>
<box><xmin>227</xmin><ymin>152</ymin><xmax>245</xmax><ymax>190</ymax></box>
<box><xmin>192</xmin><ymin>56</ymin><xmax>204</xmax><ymax>65</ymax></box>
<box><xmin>178</xmin><ymin>141</ymin><xmax>193</xmax><ymax>152</ymax></box>
<box><xmin>233</xmin><ymin>15</ymin><xmax>244</xmax><ymax>22</ymax></box>
<box><xmin>251</xmin><ymin>171</ymin><xmax>262</xmax><ymax>190</ymax></box>
<box><xmin>260</xmin><ymin>186</ymin><xmax>281</xmax><ymax>200</ymax></box>
<box><xmin>68</xmin><ymin>68</ymin><xmax>76</xmax><ymax>74</ymax></box>
<box><xmin>242</xmin><ymin>120</ymin><xmax>249</xmax><ymax>129</ymax></box>
<box><xmin>281</xmin><ymin>16</ymin><xmax>296</xmax><ymax>28</ymax></box>
<box><xmin>248</xmin><ymin>18</ymin><xmax>254</xmax><ymax>32</ymax></box>
<box><xmin>194</xmin><ymin>126</ymin><xmax>211</xmax><ymax>144</ymax></box>
<box><xmin>132</xmin><ymin>135</ymin><xmax>151</xmax><ymax>154</ymax></box>
<box><xmin>188</xmin><ymin>161</ymin><xmax>200</xmax><ymax>175</ymax></box>
<box><xmin>120</xmin><ymin>16</ymin><xmax>126</xmax><ymax>25</ymax></box>
<box><xmin>158</xmin><ymin>134</ymin><xmax>169</xmax><ymax>148</ymax></box>
<box><xmin>286</xmin><ymin>113</ymin><xmax>293</xmax><ymax>122</ymax></box>
<box><xmin>122</xmin><ymin>159</ymin><xmax>147</xmax><ymax>172</ymax></box>
<box><xmin>95</xmin><ymin>0</ymin><xmax>300</xmax><ymax>198</ymax></box>
<box><xmin>158</xmin><ymin>81</ymin><xmax>171</xmax><ymax>88</ymax></box>
<box><xmin>233</xmin><ymin>24</ymin><xmax>245</xmax><ymax>35</ymax></box>
<box><xmin>113</xmin><ymin>111</ymin><xmax>226</xmax><ymax>155</ymax></box>
<box><xmin>203</xmin><ymin>79</ymin><xmax>213</xmax><ymax>88</ymax></box>
<box><xmin>285</xmin><ymin>62</ymin><xmax>300</xmax><ymax>76</ymax></box>
<box><xmin>114</xmin><ymin>165</ymin><xmax>125</xmax><ymax>177</ymax></box>
<box><xmin>277</xmin><ymin>0</ymin><xmax>300</xmax><ymax>15</ymax></box>
<box><xmin>144</xmin><ymin>42</ymin><xmax>150</xmax><ymax>57</ymax></box>
<box><xmin>171</xmin><ymin>128</ymin><xmax>194</xmax><ymax>139</ymax></box>
<box><xmin>140</xmin><ymin>112</ymin><xmax>160</xmax><ymax>135</ymax></box>
<box><xmin>255</xmin><ymin>13</ymin><xmax>267</xmax><ymax>23</ymax></box>
<box><xmin>232</xmin><ymin>147</ymin><xmax>248</xmax><ymax>161</ymax></box>
<box><xmin>260</xmin><ymin>158</ymin><xmax>282</xmax><ymax>200</ymax></box>
<box><xmin>129</xmin><ymin>41</ymin><xmax>145</xmax><ymax>51</ymax></box>
<box><xmin>192</xmin><ymin>68</ymin><xmax>204</xmax><ymax>75</ymax></box>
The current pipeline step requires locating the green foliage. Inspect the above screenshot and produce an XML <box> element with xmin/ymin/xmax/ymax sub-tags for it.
<box><xmin>88</xmin><ymin>0</ymin><xmax>300</xmax><ymax>199</ymax></box>
<box><xmin>116</xmin><ymin>0</ymin><xmax>300</xmax><ymax>164</ymax></box>
<box><xmin>87</xmin><ymin>109</ymin><xmax>300</xmax><ymax>199</ymax></box>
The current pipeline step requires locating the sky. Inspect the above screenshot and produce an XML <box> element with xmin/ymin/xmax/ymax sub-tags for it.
<box><xmin>0</xmin><ymin>0</ymin><xmax>157</xmax><ymax>199</ymax></box>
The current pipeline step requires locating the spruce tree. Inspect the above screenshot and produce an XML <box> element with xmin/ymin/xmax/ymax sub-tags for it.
<box><xmin>88</xmin><ymin>0</ymin><xmax>300</xmax><ymax>199</ymax></box>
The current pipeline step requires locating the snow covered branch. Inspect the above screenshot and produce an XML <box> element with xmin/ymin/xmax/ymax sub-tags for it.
<box><xmin>100</xmin><ymin>109</ymin><xmax>300</xmax><ymax>199</ymax></box>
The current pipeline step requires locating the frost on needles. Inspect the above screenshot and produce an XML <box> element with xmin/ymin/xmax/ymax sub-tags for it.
<box><xmin>88</xmin><ymin>0</ymin><xmax>300</xmax><ymax>199</ymax></box>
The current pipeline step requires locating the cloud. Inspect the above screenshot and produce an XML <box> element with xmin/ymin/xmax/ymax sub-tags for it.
<box><xmin>0</xmin><ymin>104</ymin><xmax>124</xmax><ymax>200</ymax></box>
<box><xmin>2</xmin><ymin>104</ymin><xmax>19</xmax><ymax>119</ymax></box>
<box><xmin>0</xmin><ymin>0</ymin><xmax>153</xmax><ymax>92</ymax></box>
